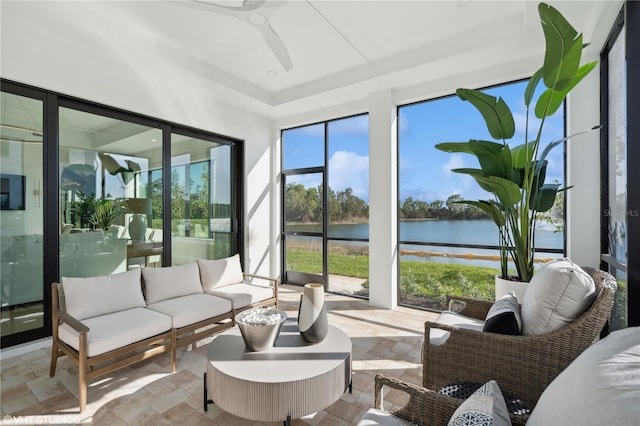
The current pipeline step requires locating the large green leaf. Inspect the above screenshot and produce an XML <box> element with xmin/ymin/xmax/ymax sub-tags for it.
<box><xmin>456</xmin><ymin>89</ymin><xmax>515</xmax><ymax>140</ymax></box>
<box><xmin>453</xmin><ymin>168</ymin><xmax>521</xmax><ymax>206</ymax></box>
<box><xmin>468</xmin><ymin>140</ymin><xmax>512</xmax><ymax>179</ymax></box>
<box><xmin>535</xmin><ymin>61</ymin><xmax>597</xmax><ymax>118</ymax></box>
<box><xmin>511</xmin><ymin>142</ymin><xmax>536</xmax><ymax>169</ymax></box>
<box><xmin>459</xmin><ymin>200</ymin><xmax>506</xmax><ymax>227</ymax></box>
<box><xmin>434</xmin><ymin>142</ymin><xmax>473</xmax><ymax>154</ymax></box>
<box><xmin>539</xmin><ymin>3</ymin><xmax>583</xmax><ymax>91</ymax></box>
<box><xmin>530</xmin><ymin>183</ymin><xmax>560</xmax><ymax>212</ymax></box>
<box><xmin>524</xmin><ymin>67</ymin><xmax>544</xmax><ymax>108</ymax></box>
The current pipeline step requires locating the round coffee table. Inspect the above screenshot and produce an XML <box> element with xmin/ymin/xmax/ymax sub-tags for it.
<box><xmin>204</xmin><ymin>319</ymin><xmax>352</xmax><ymax>425</ymax></box>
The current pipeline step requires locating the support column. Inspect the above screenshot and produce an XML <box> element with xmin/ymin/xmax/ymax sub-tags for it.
<box><xmin>368</xmin><ymin>90</ymin><xmax>398</xmax><ymax>309</ymax></box>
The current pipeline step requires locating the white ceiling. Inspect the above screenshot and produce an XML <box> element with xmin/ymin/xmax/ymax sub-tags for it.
<box><xmin>0</xmin><ymin>0</ymin><xmax>623</xmax><ymax>121</ymax></box>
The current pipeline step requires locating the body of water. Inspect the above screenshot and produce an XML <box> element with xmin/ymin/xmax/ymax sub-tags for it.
<box><xmin>286</xmin><ymin>219</ymin><xmax>563</xmax><ymax>269</ymax></box>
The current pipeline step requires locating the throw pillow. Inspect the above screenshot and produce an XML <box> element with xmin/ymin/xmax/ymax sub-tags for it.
<box><xmin>527</xmin><ymin>327</ymin><xmax>640</xmax><ymax>425</ymax></box>
<box><xmin>521</xmin><ymin>258</ymin><xmax>596</xmax><ymax>336</ymax></box>
<box><xmin>447</xmin><ymin>380</ymin><xmax>511</xmax><ymax>426</ymax></box>
<box><xmin>142</xmin><ymin>261</ymin><xmax>202</xmax><ymax>304</ymax></box>
<box><xmin>483</xmin><ymin>293</ymin><xmax>522</xmax><ymax>335</ymax></box>
<box><xmin>62</xmin><ymin>268</ymin><xmax>145</xmax><ymax>320</ymax></box>
<box><xmin>197</xmin><ymin>254</ymin><xmax>244</xmax><ymax>292</ymax></box>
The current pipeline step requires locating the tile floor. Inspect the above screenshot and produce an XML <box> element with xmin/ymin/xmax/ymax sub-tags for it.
<box><xmin>0</xmin><ymin>285</ymin><xmax>439</xmax><ymax>425</ymax></box>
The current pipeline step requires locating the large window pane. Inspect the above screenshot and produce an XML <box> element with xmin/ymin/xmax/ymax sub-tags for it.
<box><xmin>171</xmin><ymin>133</ymin><xmax>234</xmax><ymax>264</ymax></box>
<box><xmin>59</xmin><ymin>107</ymin><xmax>163</xmax><ymax>277</ymax></box>
<box><xmin>398</xmin><ymin>80</ymin><xmax>565</xmax><ymax>308</ymax></box>
<box><xmin>282</xmin><ymin>123</ymin><xmax>324</xmax><ymax>170</ymax></box>
<box><xmin>0</xmin><ymin>92</ymin><xmax>44</xmax><ymax>337</ymax></box>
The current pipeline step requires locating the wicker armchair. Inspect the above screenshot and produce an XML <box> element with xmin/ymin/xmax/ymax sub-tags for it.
<box><xmin>370</xmin><ymin>374</ymin><xmax>527</xmax><ymax>426</ymax></box>
<box><xmin>422</xmin><ymin>267</ymin><xmax>617</xmax><ymax>419</ymax></box>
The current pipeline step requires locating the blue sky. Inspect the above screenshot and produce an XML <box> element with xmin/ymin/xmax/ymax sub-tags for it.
<box><xmin>283</xmin><ymin>79</ymin><xmax>566</xmax><ymax>205</ymax></box>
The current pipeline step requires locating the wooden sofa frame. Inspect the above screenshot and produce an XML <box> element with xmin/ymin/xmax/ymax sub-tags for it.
<box><xmin>49</xmin><ymin>282</ymin><xmax>250</xmax><ymax>412</ymax></box>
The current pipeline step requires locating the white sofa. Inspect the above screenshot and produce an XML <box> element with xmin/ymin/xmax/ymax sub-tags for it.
<box><xmin>49</xmin><ymin>254</ymin><xmax>278</xmax><ymax>412</ymax></box>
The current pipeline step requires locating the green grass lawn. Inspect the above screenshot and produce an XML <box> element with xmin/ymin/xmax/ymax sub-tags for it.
<box><xmin>286</xmin><ymin>248</ymin><xmax>498</xmax><ymax>308</ymax></box>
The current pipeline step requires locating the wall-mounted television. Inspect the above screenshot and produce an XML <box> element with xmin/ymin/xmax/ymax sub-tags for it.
<box><xmin>0</xmin><ymin>174</ymin><xmax>26</xmax><ymax>210</ymax></box>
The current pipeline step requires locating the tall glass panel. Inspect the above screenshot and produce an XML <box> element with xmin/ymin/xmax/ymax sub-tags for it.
<box><xmin>59</xmin><ymin>107</ymin><xmax>163</xmax><ymax>277</ymax></box>
<box><xmin>171</xmin><ymin>133</ymin><xmax>233</xmax><ymax>264</ymax></box>
<box><xmin>607</xmin><ymin>27</ymin><xmax>627</xmax><ymax>329</ymax></box>
<box><xmin>0</xmin><ymin>92</ymin><xmax>44</xmax><ymax>337</ymax></box>
<box><xmin>282</xmin><ymin>123</ymin><xmax>324</xmax><ymax>170</ymax></box>
<box><xmin>398</xmin><ymin>80</ymin><xmax>565</xmax><ymax>309</ymax></box>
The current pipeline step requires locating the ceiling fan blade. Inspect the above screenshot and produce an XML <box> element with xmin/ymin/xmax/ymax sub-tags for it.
<box><xmin>262</xmin><ymin>24</ymin><xmax>293</xmax><ymax>71</ymax></box>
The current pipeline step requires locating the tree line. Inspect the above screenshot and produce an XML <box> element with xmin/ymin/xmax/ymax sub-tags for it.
<box><xmin>285</xmin><ymin>183</ymin><xmax>489</xmax><ymax>223</ymax></box>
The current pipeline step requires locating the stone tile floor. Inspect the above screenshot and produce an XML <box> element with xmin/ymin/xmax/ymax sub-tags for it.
<box><xmin>0</xmin><ymin>285</ymin><xmax>439</xmax><ymax>425</ymax></box>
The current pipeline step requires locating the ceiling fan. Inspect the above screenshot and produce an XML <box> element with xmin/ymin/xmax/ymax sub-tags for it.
<box><xmin>190</xmin><ymin>0</ymin><xmax>293</xmax><ymax>71</ymax></box>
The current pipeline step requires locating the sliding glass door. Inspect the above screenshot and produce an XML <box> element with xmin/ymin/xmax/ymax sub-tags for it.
<box><xmin>0</xmin><ymin>90</ymin><xmax>45</xmax><ymax>341</ymax></box>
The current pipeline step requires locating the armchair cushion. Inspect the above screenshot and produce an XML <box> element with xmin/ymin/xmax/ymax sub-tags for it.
<box><xmin>527</xmin><ymin>327</ymin><xmax>640</xmax><ymax>426</ymax></box>
<box><xmin>62</xmin><ymin>268</ymin><xmax>144</xmax><ymax>321</ymax></box>
<box><xmin>206</xmin><ymin>282</ymin><xmax>274</xmax><ymax>310</ymax></box>
<box><xmin>197</xmin><ymin>254</ymin><xmax>244</xmax><ymax>291</ymax></box>
<box><xmin>447</xmin><ymin>380</ymin><xmax>511</xmax><ymax>426</ymax></box>
<box><xmin>146</xmin><ymin>293</ymin><xmax>232</xmax><ymax>328</ymax></box>
<box><xmin>430</xmin><ymin>311</ymin><xmax>485</xmax><ymax>346</ymax></box>
<box><xmin>521</xmin><ymin>258</ymin><xmax>596</xmax><ymax>336</ymax></box>
<box><xmin>483</xmin><ymin>293</ymin><xmax>521</xmax><ymax>335</ymax></box>
<box><xmin>142</xmin><ymin>262</ymin><xmax>202</xmax><ymax>304</ymax></box>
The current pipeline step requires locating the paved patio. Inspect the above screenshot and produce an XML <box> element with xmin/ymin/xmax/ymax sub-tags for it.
<box><xmin>0</xmin><ymin>285</ymin><xmax>439</xmax><ymax>425</ymax></box>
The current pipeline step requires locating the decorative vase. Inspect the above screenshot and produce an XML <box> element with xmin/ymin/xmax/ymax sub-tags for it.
<box><xmin>129</xmin><ymin>214</ymin><xmax>147</xmax><ymax>243</ymax></box>
<box><xmin>495</xmin><ymin>275</ymin><xmax>528</xmax><ymax>303</ymax></box>
<box><xmin>298</xmin><ymin>283</ymin><xmax>328</xmax><ymax>343</ymax></box>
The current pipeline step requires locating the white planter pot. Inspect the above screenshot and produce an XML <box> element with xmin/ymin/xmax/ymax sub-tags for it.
<box><xmin>495</xmin><ymin>275</ymin><xmax>528</xmax><ymax>303</ymax></box>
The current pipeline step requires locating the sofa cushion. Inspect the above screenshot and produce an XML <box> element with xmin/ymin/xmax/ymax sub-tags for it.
<box><xmin>521</xmin><ymin>258</ymin><xmax>596</xmax><ymax>336</ymax></box>
<box><xmin>483</xmin><ymin>293</ymin><xmax>521</xmax><ymax>335</ymax></box>
<box><xmin>58</xmin><ymin>307</ymin><xmax>172</xmax><ymax>357</ymax></box>
<box><xmin>527</xmin><ymin>327</ymin><xmax>640</xmax><ymax>426</ymax></box>
<box><xmin>142</xmin><ymin>262</ymin><xmax>202</xmax><ymax>304</ymax></box>
<box><xmin>197</xmin><ymin>254</ymin><xmax>244</xmax><ymax>291</ymax></box>
<box><xmin>145</xmin><ymin>294</ymin><xmax>232</xmax><ymax>328</ymax></box>
<box><xmin>447</xmin><ymin>380</ymin><xmax>511</xmax><ymax>426</ymax></box>
<box><xmin>430</xmin><ymin>311</ymin><xmax>485</xmax><ymax>346</ymax></box>
<box><xmin>206</xmin><ymin>283</ymin><xmax>274</xmax><ymax>309</ymax></box>
<box><xmin>62</xmin><ymin>268</ymin><xmax>144</xmax><ymax>321</ymax></box>
<box><xmin>357</xmin><ymin>408</ymin><xmax>417</xmax><ymax>426</ymax></box>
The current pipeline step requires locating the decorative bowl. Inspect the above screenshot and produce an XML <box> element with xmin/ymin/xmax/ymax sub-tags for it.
<box><xmin>235</xmin><ymin>307</ymin><xmax>287</xmax><ymax>352</ymax></box>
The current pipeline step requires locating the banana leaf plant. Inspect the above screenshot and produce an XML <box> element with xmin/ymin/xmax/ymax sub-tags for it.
<box><xmin>435</xmin><ymin>3</ymin><xmax>598</xmax><ymax>282</ymax></box>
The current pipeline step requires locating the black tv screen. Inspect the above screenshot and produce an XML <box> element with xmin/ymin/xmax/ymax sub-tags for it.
<box><xmin>0</xmin><ymin>174</ymin><xmax>26</xmax><ymax>210</ymax></box>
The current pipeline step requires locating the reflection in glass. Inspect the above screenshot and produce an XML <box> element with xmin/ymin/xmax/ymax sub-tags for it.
<box><xmin>171</xmin><ymin>133</ymin><xmax>233</xmax><ymax>264</ymax></box>
<box><xmin>607</xmin><ymin>27</ymin><xmax>627</xmax><ymax>329</ymax></box>
<box><xmin>58</xmin><ymin>107</ymin><xmax>163</xmax><ymax>277</ymax></box>
<box><xmin>0</xmin><ymin>92</ymin><xmax>44</xmax><ymax>337</ymax></box>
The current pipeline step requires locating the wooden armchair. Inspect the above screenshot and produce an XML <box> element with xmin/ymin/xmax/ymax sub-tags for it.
<box><xmin>422</xmin><ymin>267</ymin><xmax>617</xmax><ymax>417</ymax></box>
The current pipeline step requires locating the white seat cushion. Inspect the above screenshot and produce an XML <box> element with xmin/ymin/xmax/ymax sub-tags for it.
<box><xmin>527</xmin><ymin>327</ymin><xmax>640</xmax><ymax>425</ymax></box>
<box><xmin>357</xmin><ymin>408</ymin><xmax>417</xmax><ymax>426</ymax></box>
<box><xmin>521</xmin><ymin>258</ymin><xmax>596</xmax><ymax>336</ymax></box>
<box><xmin>142</xmin><ymin>262</ymin><xmax>203</xmax><ymax>304</ymax></box>
<box><xmin>206</xmin><ymin>283</ymin><xmax>274</xmax><ymax>309</ymax></box>
<box><xmin>58</xmin><ymin>307</ymin><xmax>172</xmax><ymax>357</ymax></box>
<box><xmin>429</xmin><ymin>311</ymin><xmax>485</xmax><ymax>346</ymax></box>
<box><xmin>197</xmin><ymin>254</ymin><xmax>244</xmax><ymax>291</ymax></box>
<box><xmin>62</xmin><ymin>268</ymin><xmax>145</xmax><ymax>321</ymax></box>
<box><xmin>145</xmin><ymin>294</ymin><xmax>232</xmax><ymax>328</ymax></box>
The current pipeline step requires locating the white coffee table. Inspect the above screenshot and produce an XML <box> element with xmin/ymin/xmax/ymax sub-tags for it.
<box><xmin>204</xmin><ymin>319</ymin><xmax>352</xmax><ymax>425</ymax></box>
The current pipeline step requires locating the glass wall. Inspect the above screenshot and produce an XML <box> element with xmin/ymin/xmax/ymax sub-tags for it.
<box><xmin>58</xmin><ymin>107</ymin><xmax>163</xmax><ymax>276</ymax></box>
<box><xmin>281</xmin><ymin>114</ymin><xmax>370</xmax><ymax>295</ymax></box>
<box><xmin>0</xmin><ymin>91</ymin><xmax>44</xmax><ymax>338</ymax></box>
<box><xmin>171</xmin><ymin>132</ymin><xmax>235</xmax><ymax>264</ymax></box>
<box><xmin>398</xmin><ymin>80</ymin><xmax>565</xmax><ymax>310</ymax></box>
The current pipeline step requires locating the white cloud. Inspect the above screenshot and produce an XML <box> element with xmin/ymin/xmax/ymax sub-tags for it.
<box><xmin>329</xmin><ymin>115</ymin><xmax>369</xmax><ymax>136</ymax></box>
<box><xmin>442</xmin><ymin>154</ymin><xmax>468</xmax><ymax>174</ymax></box>
<box><xmin>329</xmin><ymin>151</ymin><xmax>369</xmax><ymax>201</ymax></box>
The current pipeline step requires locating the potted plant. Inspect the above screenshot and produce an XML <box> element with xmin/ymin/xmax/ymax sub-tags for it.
<box><xmin>89</xmin><ymin>199</ymin><xmax>124</xmax><ymax>236</ymax></box>
<box><xmin>435</xmin><ymin>3</ymin><xmax>598</xmax><ymax>296</ymax></box>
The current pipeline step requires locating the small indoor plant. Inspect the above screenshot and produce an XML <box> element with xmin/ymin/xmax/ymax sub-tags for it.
<box><xmin>89</xmin><ymin>199</ymin><xmax>124</xmax><ymax>234</ymax></box>
<box><xmin>435</xmin><ymin>3</ymin><xmax>598</xmax><ymax>284</ymax></box>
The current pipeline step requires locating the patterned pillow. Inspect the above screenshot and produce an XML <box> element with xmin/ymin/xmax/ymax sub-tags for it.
<box><xmin>447</xmin><ymin>380</ymin><xmax>512</xmax><ymax>426</ymax></box>
<box><xmin>483</xmin><ymin>293</ymin><xmax>522</xmax><ymax>335</ymax></box>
